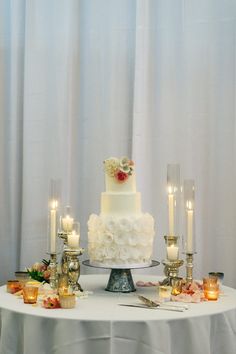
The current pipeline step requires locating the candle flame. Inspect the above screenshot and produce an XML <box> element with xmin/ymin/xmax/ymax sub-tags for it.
<box><xmin>51</xmin><ymin>200</ymin><xmax>58</xmax><ymax>209</ymax></box>
<box><xmin>168</xmin><ymin>185</ymin><xmax>178</xmax><ymax>194</ymax></box>
<box><xmin>186</xmin><ymin>200</ymin><xmax>193</xmax><ymax>210</ymax></box>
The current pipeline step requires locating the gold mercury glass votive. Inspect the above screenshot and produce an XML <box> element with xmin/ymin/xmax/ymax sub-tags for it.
<box><xmin>203</xmin><ymin>277</ymin><xmax>219</xmax><ymax>301</ymax></box>
<box><xmin>157</xmin><ymin>285</ymin><xmax>172</xmax><ymax>302</ymax></box>
<box><xmin>58</xmin><ymin>274</ymin><xmax>69</xmax><ymax>295</ymax></box>
<box><xmin>59</xmin><ymin>293</ymin><xmax>76</xmax><ymax>308</ymax></box>
<box><xmin>171</xmin><ymin>277</ymin><xmax>183</xmax><ymax>296</ymax></box>
<box><xmin>7</xmin><ymin>280</ymin><xmax>22</xmax><ymax>294</ymax></box>
<box><xmin>22</xmin><ymin>285</ymin><xmax>39</xmax><ymax>304</ymax></box>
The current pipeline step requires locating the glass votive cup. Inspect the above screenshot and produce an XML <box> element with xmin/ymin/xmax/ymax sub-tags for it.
<box><xmin>22</xmin><ymin>285</ymin><xmax>39</xmax><ymax>304</ymax></box>
<box><xmin>58</xmin><ymin>274</ymin><xmax>69</xmax><ymax>295</ymax></box>
<box><xmin>157</xmin><ymin>285</ymin><xmax>172</xmax><ymax>302</ymax></box>
<box><xmin>7</xmin><ymin>280</ymin><xmax>23</xmax><ymax>294</ymax></box>
<box><xmin>208</xmin><ymin>272</ymin><xmax>224</xmax><ymax>287</ymax></box>
<box><xmin>203</xmin><ymin>277</ymin><xmax>219</xmax><ymax>301</ymax></box>
<box><xmin>171</xmin><ymin>277</ymin><xmax>183</xmax><ymax>296</ymax></box>
<box><xmin>59</xmin><ymin>293</ymin><xmax>76</xmax><ymax>309</ymax></box>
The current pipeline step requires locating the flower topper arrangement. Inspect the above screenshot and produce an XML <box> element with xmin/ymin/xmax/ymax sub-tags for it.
<box><xmin>104</xmin><ymin>157</ymin><xmax>134</xmax><ymax>183</ymax></box>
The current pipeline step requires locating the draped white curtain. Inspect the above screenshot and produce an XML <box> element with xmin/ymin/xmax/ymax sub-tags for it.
<box><xmin>0</xmin><ymin>0</ymin><xmax>236</xmax><ymax>287</ymax></box>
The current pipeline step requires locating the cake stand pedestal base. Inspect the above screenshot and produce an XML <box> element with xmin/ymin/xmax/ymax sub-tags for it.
<box><xmin>82</xmin><ymin>260</ymin><xmax>160</xmax><ymax>293</ymax></box>
<box><xmin>105</xmin><ymin>268</ymin><xmax>136</xmax><ymax>292</ymax></box>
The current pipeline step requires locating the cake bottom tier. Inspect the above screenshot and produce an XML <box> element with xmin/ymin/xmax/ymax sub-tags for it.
<box><xmin>88</xmin><ymin>213</ymin><xmax>155</xmax><ymax>267</ymax></box>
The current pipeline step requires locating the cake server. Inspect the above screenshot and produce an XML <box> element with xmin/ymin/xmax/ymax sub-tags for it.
<box><xmin>138</xmin><ymin>295</ymin><xmax>188</xmax><ymax>311</ymax></box>
<box><xmin>118</xmin><ymin>304</ymin><xmax>185</xmax><ymax>312</ymax></box>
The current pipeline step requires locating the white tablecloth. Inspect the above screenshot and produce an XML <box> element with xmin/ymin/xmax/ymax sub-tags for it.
<box><xmin>0</xmin><ymin>274</ymin><xmax>235</xmax><ymax>354</ymax></box>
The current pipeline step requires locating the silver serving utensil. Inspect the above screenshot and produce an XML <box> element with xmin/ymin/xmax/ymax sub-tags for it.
<box><xmin>138</xmin><ymin>295</ymin><xmax>188</xmax><ymax>311</ymax></box>
<box><xmin>118</xmin><ymin>304</ymin><xmax>185</xmax><ymax>312</ymax></box>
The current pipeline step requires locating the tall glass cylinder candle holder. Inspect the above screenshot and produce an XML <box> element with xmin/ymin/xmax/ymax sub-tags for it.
<box><xmin>167</xmin><ymin>164</ymin><xmax>180</xmax><ymax>236</ymax></box>
<box><xmin>183</xmin><ymin>180</ymin><xmax>195</xmax><ymax>254</ymax></box>
<box><xmin>48</xmin><ymin>179</ymin><xmax>61</xmax><ymax>254</ymax></box>
<box><xmin>164</xmin><ymin>236</ymin><xmax>179</xmax><ymax>261</ymax></box>
<box><xmin>61</xmin><ymin>206</ymin><xmax>74</xmax><ymax>233</ymax></box>
<box><xmin>67</xmin><ymin>222</ymin><xmax>80</xmax><ymax>250</ymax></box>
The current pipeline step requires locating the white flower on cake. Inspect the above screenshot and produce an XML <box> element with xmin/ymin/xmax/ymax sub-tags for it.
<box><xmin>119</xmin><ymin>217</ymin><xmax>133</xmax><ymax>233</ymax></box>
<box><xmin>114</xmin><ymin>231</ymin><xmax>126</xmax><ymax>245</ymax></box>
<box><xmin>133</xmin><ymin>217</ymin><xmax>145</xmax><ymax>232</ymax></box>
<box><xmin>88</xmin><ymin>214</ymin><xmax>103</xmax><ymax>232</ymax></box>
<box><xmin>142</xmin><ymin>213</ymin><xmax>155</xmax><ymax>233</ymax></box>
<box><xmin>104</xmin><ymin>157</ymin><xmax>119</xmax><ymax>177</ymax></box>
<box><xmin>129</xmin><ymin>247</ymin><xmax>141</xmax><ymax>260</ymax></box>
<box><xmin>93</xmin><ymin>247</ymin><xmax>106</xmax><ymax>261</ymax></box>
<box><xmin>104</xmin><ymin>216</ymin><xmax>117</xmax><ymax>233</ymax></box>
<box><xmin>119</xmin><ymin>246</ymin><xmax>130</xmax><ymax>260</ymax></box>
<box><xmin>103</xmin><ymin>245</ymin><xmax>117</xmax><ymax>259</ymax></box>
<box><xmin>103</xmin><ymin>231</ymin><xmax>114</xmax><ymax>244</ymax></box>
<box><xmin>128</xmin><ymin>233</ymin><xmax>139</xmax><ymax>246</ymax></box>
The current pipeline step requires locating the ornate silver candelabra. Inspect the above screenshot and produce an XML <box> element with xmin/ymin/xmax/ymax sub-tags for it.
<box><xmin>185</xmin><ymin>252</ymin><xmax>195</xmax><ymax>284</ymax></box>
<box><xmin>48</xmin><ymin>252</ymin><xmax>58</xmax><ymax>289</ymax></box>
<box><xmin>161</xmin><ymin>235</ymin><xmax>184</xmax><ymax>286</ymax></box>
<box><xmin>58</xmin><ymin>231</ymin><xmax>84</xmax><ymax>291</ymax></box>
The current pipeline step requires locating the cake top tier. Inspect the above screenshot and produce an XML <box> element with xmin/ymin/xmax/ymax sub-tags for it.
<box><xmin>103</xmin><ymin>157</ymin><xmax>136</xmax><ymax>192</ymax></box>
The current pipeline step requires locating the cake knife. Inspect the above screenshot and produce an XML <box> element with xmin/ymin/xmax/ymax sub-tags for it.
<box><xmin>138</xmin><ymin>295</ymin><xmax>188</xmax><ymax>310</ymax></box>
<box><xmin>118</xmin><ymin>304</ymin><xmax>185</xmax><ymax>312</ymax></box>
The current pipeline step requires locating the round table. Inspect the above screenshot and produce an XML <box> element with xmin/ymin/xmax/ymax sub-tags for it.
<box><xmin>0</xmin><ymin>274</ymin><xmax>235</xmax><ymax>354</ymax></box>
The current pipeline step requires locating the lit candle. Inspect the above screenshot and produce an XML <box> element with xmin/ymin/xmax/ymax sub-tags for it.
<box><xmin>186</xmin><ymin>200</ymin><xmax>193</xmax><ymax>253</ymax></box>
<box><xmin>67</xmin><ymin>231</ymin><xmax>80</xmax><ymax>249</ymax></box>
<box><xmin>167</xmin><ymin>244</ymin><xmax>179</xmax><ymax>261</ymax></box>
<box><xmin>168</xmin><ymin>186</ymin><xmax>175</xmax><ymax>235</ymax></box>
<box><xmin>61</xmin><ymin>215</ymin><xmax>74</xmax><ymax>233</ymax></box>
<box><xmin>50</xmin><ymin>200</ymin><xmax>58</xmax><ymax>253</ymax></box>
<box><xmin>204</xmin><ymin>290</ymin><xmax>219</xmax><ymax>301</ymax></box>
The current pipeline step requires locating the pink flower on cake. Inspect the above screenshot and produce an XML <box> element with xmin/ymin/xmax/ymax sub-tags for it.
<box><xmin>115</xmin><ymin>170</ymin><xmax>128</xmax><ymax>183</ymax></box>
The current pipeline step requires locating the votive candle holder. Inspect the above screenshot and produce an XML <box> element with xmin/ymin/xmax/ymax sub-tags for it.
<box><xmin>23</xmin><ymin>285</ymin><xmax>39</xmax><ymax>304</ymax></box>
<box><xmin>203</xmin><ymin>277</ymin><xmax>219</xmax><ymax>301</ymax></box>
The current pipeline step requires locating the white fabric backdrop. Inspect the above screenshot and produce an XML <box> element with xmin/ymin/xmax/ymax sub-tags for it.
<box><xmin>0</xmin><ymin>0</ymin><xmax>236</xmax><ymax>287</ymax></box>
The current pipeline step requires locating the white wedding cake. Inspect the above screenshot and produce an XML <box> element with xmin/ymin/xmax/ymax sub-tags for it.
<box><xmin>88</xmin><ymin>157</ymin><xmax>155</xmax><ymax>268</ymax></box>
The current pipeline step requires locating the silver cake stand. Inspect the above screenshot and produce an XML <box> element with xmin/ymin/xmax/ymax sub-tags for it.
<box><xmin>82</xmin><ymin>260</ymin><xmax>160</xmax><ymax>293</ymax></box>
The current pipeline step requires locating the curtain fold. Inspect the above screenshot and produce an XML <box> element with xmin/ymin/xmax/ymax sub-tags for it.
<box><xmin>0</xmin><ymin>0</ymin><xmax>236</xmax><ymax>287</ymax></box>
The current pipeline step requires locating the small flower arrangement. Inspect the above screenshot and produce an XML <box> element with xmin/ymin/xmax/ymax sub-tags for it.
<box><xmin>43</xmin><ymin>295</ymin><xmax>60</xmax><ymax>309</ymax></box>
<box><xmin>27</xmin><ymin>259</ymin><xmax>51</xmax><ymax>283</ymax></box>
<box><xmin>104</xmin><ymin>157</ymin><xmax>134</xmax><ymax>183</ymax></box>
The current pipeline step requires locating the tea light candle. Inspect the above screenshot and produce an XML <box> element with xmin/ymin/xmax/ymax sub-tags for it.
<box><xmin>58</xmin><ymin>286</ymin><xmax>69</xmax><ymax>295</ymax></box>
<box><xmin>23</xmin><ymin>286</ymin><xmax>39</xmax><ymax>304</ymax></box>
<box><xmin>157</xmin><ymin>285</ymin><xmax>172</xmax><ymax>302</ymax></box>
<box><xmin>167</xmin><ymin>244</ymin><xmax>179</xmax><ymax>261</ymax></box>
<box><xmin>204</xmin><ymin>289</ymin><xmax>219</xmax><ymax>301</ymax></box>
<box><xmin>67</xmin><ymin>231</ymin><xmax>80</xmax><ymax>249</ymax></box>
<box><xmin>61</xmin><ymin>215</ymin><xmax>74</xmax><ymax>233</ymax></box>
<box><xmin>59</xmin><ymin>293</ymin><xmax>76</xmax><ymax>308</ymax></box>
<box><xmin>7</xmin><ymin>280</ymin><xmax>22</xmax><ymax>294</ymax></box>
<box><xmin>203</xmin><ymin>277</ymin><xmax>219</xmax><ymax>301</ymax></box>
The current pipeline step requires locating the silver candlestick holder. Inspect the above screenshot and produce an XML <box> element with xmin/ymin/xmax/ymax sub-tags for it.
<box><xmin>48</xmin><ymin>252</ymin><xmax>58</xmax><ymax>289</ymax></box>
<box><xmin>161</xmin><ymin>235</ymin><xmax>184</xmax><ymax>286</ymax></box>
<box><xmin>161</xmin><ymin>259</ymin><xmax>184</xmax><ymax>285</ymax></box>
<box><xmin>185</xmin><ymin>252</ymin><xmax>196</xmax><ymax>284</ymax></box>
<box><xmin>63</xmin><ymin>248</ymin><xmax>84</xmax><ymax>291</ymax></box>
<box><xmin>58</xmin><ymin>231</ymin><xmax>69</xmax><ymax>274</ymax></box>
